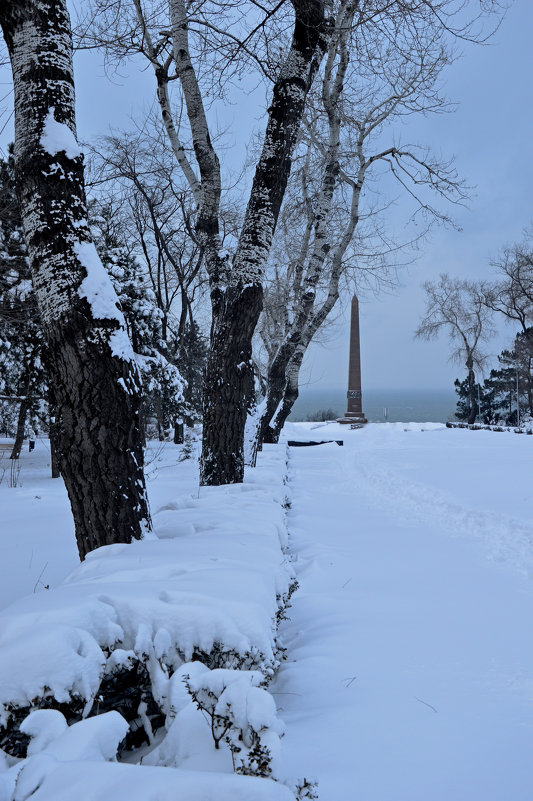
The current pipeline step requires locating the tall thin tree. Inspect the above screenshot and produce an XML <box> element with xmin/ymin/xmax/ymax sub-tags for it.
<box><xmin>0</xmin><ymin>0</ymin><xmax>152</xmax><ymax>558</ymax></box>
<box><xmin>415</xmin><ymin>275</ymin><xmax>495</xmax><ymax>424</ymax></box>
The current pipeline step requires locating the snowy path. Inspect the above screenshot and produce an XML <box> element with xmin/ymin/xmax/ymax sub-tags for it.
<box><xmin>274</xmin><ymin>424</ymin><xmax>533</xmax><ymax>800</ymax></box>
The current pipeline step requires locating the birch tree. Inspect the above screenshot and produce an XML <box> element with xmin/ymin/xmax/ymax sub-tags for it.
<box><xmin>415</xmin><ymin>275</ymin><xmax>495</xmax><ymax>424</ymax></box>
<box><xmin>254</xmin><ymin>0</ymin><xmax>467</xmax><ymax>447</ymax></box>
<box><xmin>0</xmin><ymin>0</ymin><xmax>152</xmax><ymax>558</ymax></box>
<box><xmin>80</xmin><ymin>0</ymin><xmax>329</xmax><ymax>484</ymax></box>
<box><xmin>171</xmin><ymin>0</ymin><xmax>328</xmax><ymax>484</ymax></box>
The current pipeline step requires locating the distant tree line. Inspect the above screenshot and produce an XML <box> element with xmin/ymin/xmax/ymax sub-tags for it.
<box><xmin>454</xmin><ymin>327</ymin><xmax>532</xmax><ymax>426</ymax></box>
<box><xmin>416</xmin><ymin>234</ymin><xmax>533</xmax><ymax>425</ymax></box>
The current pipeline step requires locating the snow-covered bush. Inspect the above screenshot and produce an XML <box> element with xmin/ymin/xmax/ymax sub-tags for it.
<box><xmin>0</xmin><ymin>447</ymin><xmax>298</xmax><ymax>796</ymax></box>
<box><xmin>183</xmin><ymin>665</ymin><xmax>284</xmax><ymax>777</ymax></box>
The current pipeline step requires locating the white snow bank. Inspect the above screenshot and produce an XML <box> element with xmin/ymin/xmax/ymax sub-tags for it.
<box><xmin>7</xmin><ymin>758</ymin><xmax>294</xmax><ymax>801</ymax></box>
<box><xmin>0</xmin><ymin>446</ymin><xmax>292</xmax><ymax>757</ymax></box>
<box><xmin>282</xmin><ymin>420</ymin><xmax>445</xmax><ymax>441</ymax></box>
<box><xmin>21</xmin><ymin>710</ymin><xmax>128</xmax><ymax>762</ymax></box>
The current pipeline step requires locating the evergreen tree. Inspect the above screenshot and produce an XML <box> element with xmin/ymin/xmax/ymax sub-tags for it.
<box><xmin>453</xmin><ymin>378</ymin><xmax>470</xmax><ymax>422</ymax></box>
<box><xmin>178</xmin><ymin>320</ymin><xmax>207</xmax><ymax>425</ymax></box>
<box><xmin>454</xmin><ymin>378</ymin><xmax>486</xmax><ymax>423</ymax></box>
<box><xmin>0</xmin><ymin>150</ymin><xmax>48</xmax><ymax>456</ymax></box>
<box><xmin>91</xmin><ymin>208</ymin><xmax>186</xmax><ymax>440</ymax></box>
<box><xmin>513</xmin><ymin>327</ymin><xmax>533</xmax><ymax>419</ymax></box>
<box><xmin>478</xmin><ymin>377</ymin><xmax>498</xmax><ymax>424</ymax></box>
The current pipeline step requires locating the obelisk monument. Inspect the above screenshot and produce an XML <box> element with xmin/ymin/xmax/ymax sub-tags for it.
<box><xmin>338</xmin><ymin>294</ymin><xmax>367</xmax><ymax>424</ymax></box>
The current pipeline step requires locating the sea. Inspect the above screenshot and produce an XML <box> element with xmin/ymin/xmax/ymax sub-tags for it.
<box><xmin>288</xmin><ymin>387</ymin><xmax>457</xmax><ymax>424</ymax></box>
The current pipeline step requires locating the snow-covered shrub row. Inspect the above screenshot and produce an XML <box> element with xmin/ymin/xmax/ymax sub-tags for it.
<box><xmin>0</xmin><ymin>707</ymin><xmax>295</xmax><ymax>801</ymax></box>
<box><xmin>0</xmin><ymin>445</ymin><xmax>298</xmax><ymax>798</ymax></box>
<box><xmin>446</xmin><ymin>420</ymin><xmax>533</xmax><ymax>434</ymax></box>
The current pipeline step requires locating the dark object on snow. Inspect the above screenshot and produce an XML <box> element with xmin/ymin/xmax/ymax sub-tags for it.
<box><xmin>174</xmin><ymin>420</ymin><xmax>184</xmax><ymax>444</ymax></box>
<box><xmin>28</xmin><ymin>440</ymin><xmax>35</xmax><ymax>452</ymax></box>
<box><xmin>288</xmin><ymin>440</ymin><xmax>343</xmax><ymax>447</ymax></box>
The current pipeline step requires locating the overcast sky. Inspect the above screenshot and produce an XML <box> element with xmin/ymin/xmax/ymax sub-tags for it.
<box><xmin>1</xmin><ymin>0</ymin><xmax>531</xmax><ymax>393</ymax></box>
<box><xmin>306</xmin><ymin>0</ymin><xmax>533</xmax><ymax>391</ymax></box>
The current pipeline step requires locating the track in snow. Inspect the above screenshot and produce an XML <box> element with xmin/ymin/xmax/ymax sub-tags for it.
<box><xmin>273</xmin><ymin>426</ymin><xmax>533</xmax><ymax>801</ymax></box>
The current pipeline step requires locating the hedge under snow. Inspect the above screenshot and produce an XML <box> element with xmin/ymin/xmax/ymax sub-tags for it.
<box><xmin>0</xmin><ymin>445</ymin><xmax>302</xmax><ymax>800</ymax></box>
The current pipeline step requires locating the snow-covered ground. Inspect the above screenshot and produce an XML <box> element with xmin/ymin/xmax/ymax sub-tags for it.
<box><xmin>1</xmin><ymin>423</ymin><xmax>533</xmax><ymax>799</ymax></box>
<box><xmin>276</xmin><ymin>422</ymin><xmax>533</xmax><ymax>800</ymax></box>
<box><xmin>0</xmin><ymin>438</ymin><xmax>200</xmax><ymax>610</ymax></box>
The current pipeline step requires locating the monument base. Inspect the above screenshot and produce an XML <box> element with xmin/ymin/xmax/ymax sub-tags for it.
<box><xmin>337</xmin><ymin>414</ymin><xmax>367</xmax><ymax>425</ymax></box>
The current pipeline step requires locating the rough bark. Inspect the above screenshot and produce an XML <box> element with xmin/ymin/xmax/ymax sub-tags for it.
<box><xmin>0</xmin><ymin>0</ymin><xmax>151</xmax><ymax>558</ymax></box>
<box><xmin>199</xmin><ymin>0</ymin><xmax>329</xmax><ymax>485</ymax></box>
<box><xmin>257</xmin><ymin>6</ymin><xmax>359</xmax><ymax>447</ymax></box>
<box><xmin>264</xmin><ymin>344</ymin><xmax>306</xmax><ymax>444</ymax></box>
<box><xmin>10</xmin><ymin>346</ymin><xmax>38</xmax><ymax>459</ymax></box>
<box><xmin>466</xmin><ymin>356</ymin><xmax>478</xmax><ymax>424</ymax></box>
<box><xmin>10</xmin><ymin>393</ymin><xmax>29</xmax><ymax>460</ymax></box>
<box><xmin>49</xmin><ymin>406</ymin><xmax>61</xmax><ymax>478</ymax></box>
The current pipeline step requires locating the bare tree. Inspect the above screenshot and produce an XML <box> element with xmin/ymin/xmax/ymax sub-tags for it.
<box><xmin>415</xmin><ymin>274</ymin><xmax>495</xmax><ymax>423</ymax></box>
<box><xmin>0</xmin><ymin>0</ymin><xmax>152</xmax><ymax>559</ymax></box>
<box><xmin>78</xmin><ymin>0</ymin><xmax>329</xmax><ymax>484</ymax></box>
<box><xmin>254</xmin><ymin>0</ymin><xmax>469</xmax><ymax>448</ymax></box>
<box><xmin>482</xmin><ymin>234</ymin><xmax>533</xmax><ymax>414</ymax></box>
<box><xmin>77</xmin><ymin>0</ymin><xmax>501</xmax><ymax>479</ymax></box>
<box><xmin>172</xmin><ymin>0</ymin><xmax>329</xmax><ymax>485</ymax></box>
<box><xmin>88</xmin><ymin>128</ymin><xmax>210</xmax><ymax>347</ymax></box>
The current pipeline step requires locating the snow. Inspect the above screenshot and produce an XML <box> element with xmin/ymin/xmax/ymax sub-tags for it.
<box><xmin>0</xmin><ymin>452</ymin><xmax>291</xmax><ymax>706</ymax></box>
<box><xmin>21</xmin><ymin>710</ymin><xmax>128</xmax><ymax>762</ymax></box>
<box><xmin>75</xmin><ymin>240</ymin><xmax>121</xmax><ymax>321</ymax></box>
<box><xmin>2</xmin><ymin>424</ymin><xmax>533</xmax><ymax>799</ymax></box>
<box><xmin>272</xmin><ymin>421</ymin><xmax>533</xmax><ymax>800</ymax></box>
<box><xmin>8</xmin><ymin>759</ymin><xmax>294</xmax><ymax>801</ymax></box>
<box><xmin>0</xmin><ymin>440</ymin><xmax>293</xmax><ymax>798</ymax></box>
<box><xmin>39</xmin><ymin>109</ymin><xmax>82</xmax><ymax>160</ymax></box>
<box><xmin>74</xmin><ymin>241</ymin><xmax>134</xmax><ymax>361</ymax></box>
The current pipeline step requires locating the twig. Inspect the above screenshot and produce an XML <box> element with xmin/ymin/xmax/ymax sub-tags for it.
<box><xmin>33</xmin><ymin>562</ymin><xmax>49</xmax><ymax>593</ymax></box>
<box><xmin>414</xmin><ymin>695</ymin><xmax>438</xmax><ymax>713</ymax></box>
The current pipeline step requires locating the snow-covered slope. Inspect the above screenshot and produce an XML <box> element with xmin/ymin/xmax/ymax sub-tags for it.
<box><xmin>1</xmin><ymin>424</ymin><xmax>533</xmax><ymax>800</ymax></box>
<box><xmin>275</xmin><ymin>422</ymin><xmax>533</xmax><ymax>800</ymax></box>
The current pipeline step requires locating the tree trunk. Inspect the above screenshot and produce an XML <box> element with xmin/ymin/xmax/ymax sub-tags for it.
<box><xmin>265</xmin><ymin>345</ymin><xmax>306</xmax><ymax>444</ymax></box>
<box><xmin>200</xmin><ymin>0</ymin><xmax>328</xmax><ymax>485</ymax></box>
<box><xmin>256</xmin><ymin>20</ymin><xmax>363</xmax><ymax>452</ymax></box>
<box><xmin>259</xmin><ymin>341</ymin><xmax>298</xmax><ymax>446</ymax></box>
<box><xmin>9</xmin><ymin>357</ymin><xmax>32</xmax><ymax>459</ymax></box>
<box><xmin>10</xmin><ymin>396</ymin><xmax>29</xmax><ymax>460</ymax></box>
<box><xmin>49</xmin><ymin>406</ymin><xmax>61</xmax><ymax>479</ymax></box>
<box><xmin>0</xmin><ymin>0</ymin><xmax>152</xmax><ymax>559</ymax></box>
<box><xmin>526</xmin><ymin>338</ymin><xmax>533</xmax><ymax>416</ymax></box>
<box><xmin>466</xmin><ymin>359</ymin><xmax>478</xmax><ymax>424</ymax></box>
